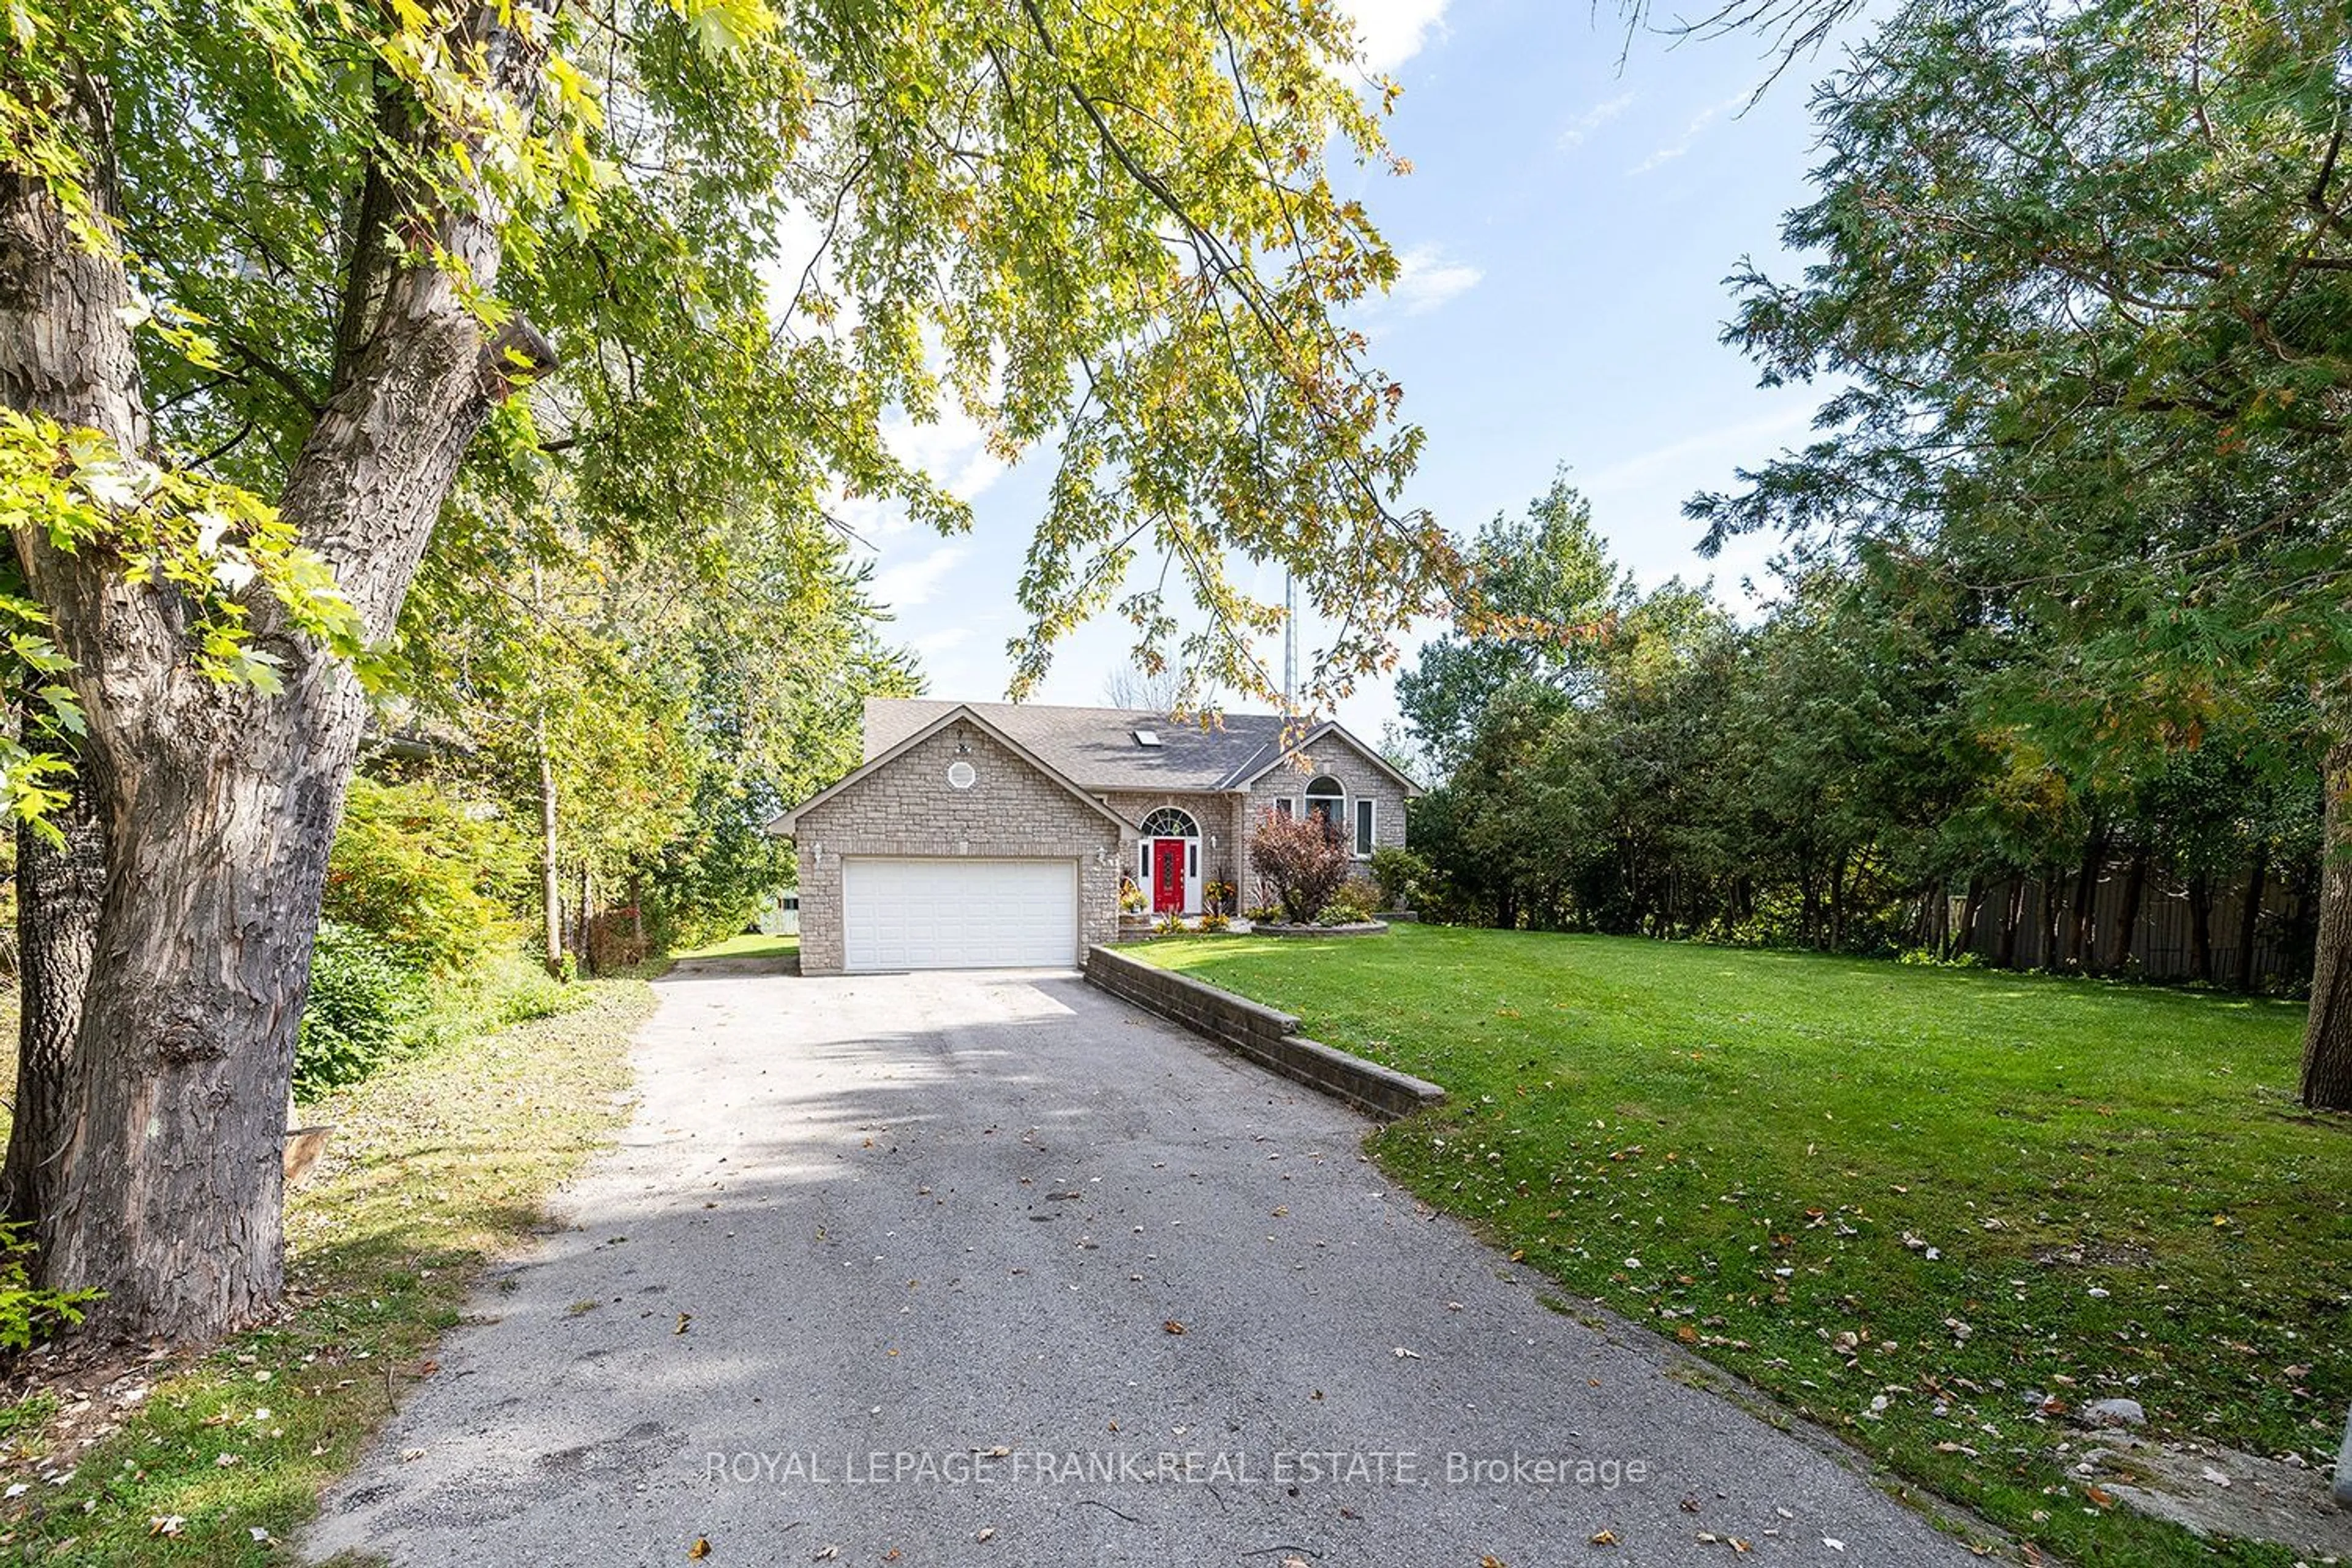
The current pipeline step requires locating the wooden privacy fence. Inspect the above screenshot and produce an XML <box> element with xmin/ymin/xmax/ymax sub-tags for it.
<box><xmin>1928</xmin><ymin>859</ymin><xmax>2313</xmax><ymax>988</ymax></box>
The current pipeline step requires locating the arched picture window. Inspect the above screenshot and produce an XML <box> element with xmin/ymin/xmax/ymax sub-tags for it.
<box><xmin>1304</xmin><ymin>775</ymin><xmax>1344</xmax><ymax>831</ymax></box>
<box><xmin>1139</xmin><ymin>807</ymin><xmax>1199</xmax><ymax>839</ymax></box>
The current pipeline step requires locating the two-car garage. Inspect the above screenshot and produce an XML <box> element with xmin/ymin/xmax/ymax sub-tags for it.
<box><xmin>840</xmin><ymin>858</ymin><xmax>1079</xmax><ymax>973</ymax></box>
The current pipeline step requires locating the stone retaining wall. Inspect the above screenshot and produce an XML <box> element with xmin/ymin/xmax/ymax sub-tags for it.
<box><xmin>1083</xmin><ymin>946</ymin><xmax>1444</xmax><ymax>1120</ymax></box>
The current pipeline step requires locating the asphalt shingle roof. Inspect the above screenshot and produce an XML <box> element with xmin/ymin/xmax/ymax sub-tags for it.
<box><xmin>864</xmin><ymin>698</ymin><xmax>1300</xmax><ymax>793</ymax></box>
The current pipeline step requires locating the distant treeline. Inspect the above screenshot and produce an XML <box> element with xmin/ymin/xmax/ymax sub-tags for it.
<box><xmin>1395</xmin><ymin>479</ymin><xmax>2321</xmax><ymax>993</ymax></box>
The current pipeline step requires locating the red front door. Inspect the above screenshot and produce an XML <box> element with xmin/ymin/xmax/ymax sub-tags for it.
<box><xmin>1152</xmin><ymin>839</ymin><xmax>1186</xmax><ymax>914</ymax></box>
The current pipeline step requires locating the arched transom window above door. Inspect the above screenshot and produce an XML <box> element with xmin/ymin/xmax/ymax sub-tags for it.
<box><xmin>1303</xmin><ymin>775</ymin><xmax>1345</xmax><ymax>829</ymax></box>
<box><xmin>1139</xmin><ymin>807</ymin><xmax>1198</xmax><ymax>839</ymax></box>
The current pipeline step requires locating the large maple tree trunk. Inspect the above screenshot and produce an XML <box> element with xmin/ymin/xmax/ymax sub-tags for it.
<box><xmin>2302</xmin><ymin>737</ymin><xmax>2352</xmax><ymax>1111</ymax></box>
<box><xmin>0</xmin><ymin>24</ymin><xmax>548</xmax><ymax>1341</ymax></box>
<box><xmin>0</xmin><ymin>69</ymin><xmax>142</xmax><ymax>1249</ymax></box>
<box><xmin>2</xmin><ymin>788</ymin><xmax>105</xmax><ymax>1232</ymax></box>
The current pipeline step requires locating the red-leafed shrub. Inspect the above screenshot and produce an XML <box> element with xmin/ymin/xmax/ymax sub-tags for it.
<box><xmin>1248</xmin><ymin>807</ymin><xmax>1353</xmax><ymax>924</ymax></box>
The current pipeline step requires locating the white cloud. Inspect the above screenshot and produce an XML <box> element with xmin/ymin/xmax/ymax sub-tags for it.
<box><xmin>884</xmin><ymin>404</ymin><xmax>1006</xmax><ymax>503</ymax></box>
<box><xmin>1557</xmin><ymin>91</ymin><xmax>1635</xmax><ymax>151</ymax></box>
<box><xmin>910</xmin><ymin>625</ymin><xmax>972</xmax><ymax>661</ymax></box>
<box><xmin>826</xmin><ymin>401</ymin><xmax>1008</xmax><ymax>541</ymax></box>
<box><xmin>1343</xmin><ymin>0</ymin><xmax>1450</xmax><ymax>72</ymax></box>
<box><xmin>1627</xmin><ymin>92</ymin><xmax>1747</xmax><ymax>176</ymax></box>
<box><xmin>870</xmin><ymin>543</ymin><xmax>968</xmax><ymax>611</ymax></box>
<box><xmin>1388</xmin><ymin>244</ymin><xmax>1483</xmax><ymax>315</ymax></box>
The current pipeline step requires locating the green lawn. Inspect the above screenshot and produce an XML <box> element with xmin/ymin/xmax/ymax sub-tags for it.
<box><xmin>1143</xmin><ymin>924</ymin><xmax>2348</xmax><ymax>1566</ymax></box>
<box><xmin>676</xmin><ymin>930</ymin><xmax>799</xmax><ymax>961</ymax></box>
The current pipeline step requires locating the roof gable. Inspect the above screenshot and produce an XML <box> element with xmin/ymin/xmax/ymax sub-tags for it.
<box><xmin>1216</xmin><ymin>720</ymin><xmax>1424</xmax><ymax>796</ymax></box>
<box><xmin>850</xmin><ymin>698</ymin><xmax>1422</xmax><ymax>801</ymax></box>
<box><xmin>769</xmin><ymin>704</ymin><xmax>1137</xmax><ymax>836</ymax></box>
<box><xmin>863</xmin><ymin>698</ymin><xmax>1288</xmax><ymax>794</ymax></box>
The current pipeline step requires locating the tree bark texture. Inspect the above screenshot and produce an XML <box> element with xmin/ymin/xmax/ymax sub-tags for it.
<box><xmin>2</xmin><ymin>784</ymin><xmax>104</xmax><ymax>1233</ymax></box>
<box><xmin>2187</xmin><ymin>873</ymin><xmax>2214</xmax><ymax>983</ymax></box>
<box><xmin>538</xmin><ymin>723</ymin><xmax>562</xmax><ymax>976</ymax></box>
<box><xmin>2235</xmin><ymin>849</ymin><xmax>2269</xmax><ymax>993</ymax></box>
<box><xmin>2302</xmin><ymin>738</ymin><xmax>2352</xmax><ymax>1110</ymax></box>
<box><xmin>0</xmin><ymin>66</ymin><xmax>142</xmax><ymax>1253</ymax></box>
<box><xmin>2040</xmin><ymin>867</ymin><xmax>2062</xmax><ymax>970</ymax></box>
<box><xmin>0</xmin><ymin>14</ymin><xmax>551</xmax><ymax>1341</ymax></box>
<box><xmin>2066</xmin><ymin>832</ymin><xmax>2105</xmax><ymax>971</ymax></box>
<box><xmin>2105</xmin><ymin>853</ymin><xmax>2146</xmax><ymax>974</ymax></box>
<box><xmin>1996</xmin><ymin>876</ymin><xmax>2022</xmax><ymax>968</ymax></box>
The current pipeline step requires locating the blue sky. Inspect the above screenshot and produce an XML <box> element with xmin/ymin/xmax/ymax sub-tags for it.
<box><xmin>854</xmin><ymin>0</ymin><xmax>1847</xmax><ymax>741</ymax></box>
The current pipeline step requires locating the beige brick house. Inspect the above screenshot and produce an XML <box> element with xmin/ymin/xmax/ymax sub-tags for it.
<box><xmin>769</xmin><ymin>699</ymin><xmax>1419</xmax><ymax>974</ymax></box>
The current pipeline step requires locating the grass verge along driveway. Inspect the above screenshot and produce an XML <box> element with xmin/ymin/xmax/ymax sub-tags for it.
<box><xmin>1142</xmin><ymin>924</ymin><xmax>2347</xmax><ymax>1567</ymax></box>
<box><xmin>0</xmin><ymin>967</ymin><xmax>656</xmax><ymax>1565</ymax></box>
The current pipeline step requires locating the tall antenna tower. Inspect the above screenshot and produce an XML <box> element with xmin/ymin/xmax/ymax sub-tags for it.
<box><xmin>1282</xmin><ymin>570</ymin><xmax>1297</xmax><ymax>714</ymax></box>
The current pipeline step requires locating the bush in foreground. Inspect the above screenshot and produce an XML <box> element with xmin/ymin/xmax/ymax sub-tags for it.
<box><xmin>324</xmin><ymin>777</ymin><xmax>529</xmax><ymax>973</ymax></box>
<box><xmin>295</xmin><ymin>921</ymin><xmax>423</xmax><ymax>1098</ymax></box>
<box><xmin>1248</xmin><ymin>808</ymin><xmax>1353</xmax><ymax>924</ymax></box>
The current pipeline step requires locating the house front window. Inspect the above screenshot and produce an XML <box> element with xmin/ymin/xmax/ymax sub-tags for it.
<box><xmin>1304</xmin><ymin>775</ymin><xmax>1344</xmax><ymax>835</ymax></box>
<box><xmin>1354</xmin><ymin>797</ymin><xmax>1375</xmax><ymax>858</ymax></box>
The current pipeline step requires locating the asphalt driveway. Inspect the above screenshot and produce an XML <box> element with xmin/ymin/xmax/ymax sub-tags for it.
<box><xmin>305</xmin><ymin>961</ymin><xmax>1987</xmax><ymax>1566</ymax></box>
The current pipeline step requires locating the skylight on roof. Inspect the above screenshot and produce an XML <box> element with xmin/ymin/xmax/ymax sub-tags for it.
<box><xmin>1132</xmin><ymin>729</ymin><xmax>1162</xmax><ymax>747</ymax></box>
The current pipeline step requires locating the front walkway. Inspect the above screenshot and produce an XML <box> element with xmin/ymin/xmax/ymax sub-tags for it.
<box><xmin>306</xmin><ymin>963</ymin><xmax>1985</xmax><ymax>1566</ymax></box>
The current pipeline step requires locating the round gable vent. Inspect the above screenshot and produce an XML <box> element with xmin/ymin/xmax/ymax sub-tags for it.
<box><xmin>946</xmin><ymin>760</ymin><xmax>977</xmax><ymax>790</ymax></box>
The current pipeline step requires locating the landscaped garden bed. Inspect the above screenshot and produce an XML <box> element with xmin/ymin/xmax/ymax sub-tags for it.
<box><xmin>1246</xmin><ymin>919</ymin><xmax>1390</xmax><ymax>938</ymax></box>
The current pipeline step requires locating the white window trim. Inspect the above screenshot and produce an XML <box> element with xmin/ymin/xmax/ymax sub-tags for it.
<box><xmin>1303</xmin><ymin>777</ymin><xmax>1346</xmax><ymax>836</ymax></box>
<box><xmin>1139</xmin><ymin>815</ymin><xmax>1205</xmax><ymax>913</ymax></box>
<box><xmin>1354</xmin><ymin>796</ymin><xmax>1376</xmax><ymax>859</ymax></box>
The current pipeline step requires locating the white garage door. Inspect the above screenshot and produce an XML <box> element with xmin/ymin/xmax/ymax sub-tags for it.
<box><xmin>842</xmin><ymin>858</ymin><xmax>1079</xmax><ymax>972</ymax></box>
